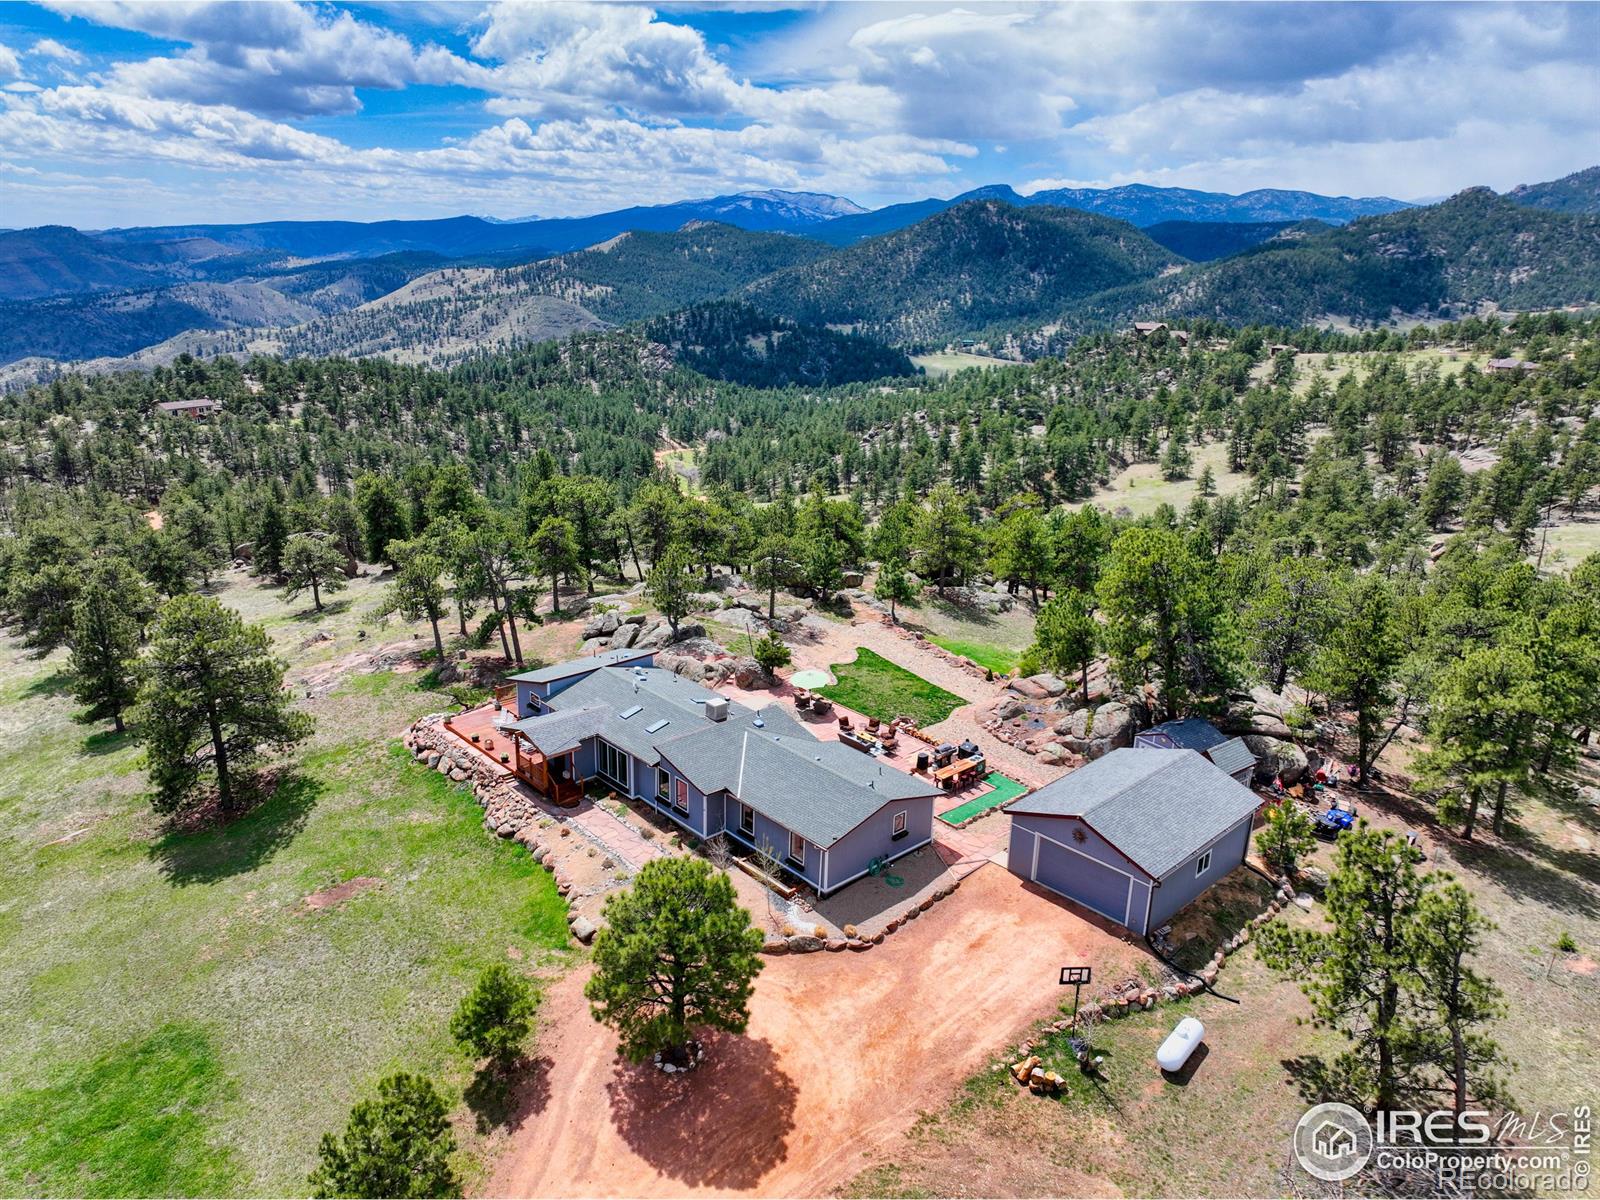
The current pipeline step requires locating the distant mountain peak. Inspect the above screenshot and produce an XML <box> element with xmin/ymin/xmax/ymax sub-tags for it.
<box><xmin>735</xmin><ymin>189</ymin><xmax>868</xmax><ymax>217</ymax></box>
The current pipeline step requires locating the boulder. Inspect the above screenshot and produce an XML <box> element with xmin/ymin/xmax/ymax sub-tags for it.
<box><xmin>1007</xmin><ymin>677</ymin><xmax>1050</xmax><ymax>701</ymax></box>
<box><xmin>1243</xmin><ymin>734</ymin><xmax>1309</xmax><ymax>785</ymax></box>
<box><xmin>994</xmin><ymin>696</ymin><xmax>1028</xmax><ymax>721</ymax></box>
<box><xmin>1036</xmin><ymin>743</ymin><xmax>1070</xmax><ymax>766</ymax></box>
<box><xmin>582</xmin><ymin>610</ymin><xmax>621</xmax><ymax>640</ymax></box>
<box><xmin>570</xmin><ymin>916</ymin><xmax>597</xmax><ymax>944</ymax></box>
<box><xmin>761</xmin><ymin>937</ymin><xmax>789</xmax><ymax>954</ymax></box>
<box><xmin>1055</xmin><ymin>701</ymin><xmax>1135</xmax><ymax>760</ymax></box>
<box><xmin>1024</xmin><ymin>673</ymin><xmax>1069</xmax><ymax>698</ymax></box>
<box><xmin>787</xmin><ymin>934</ymin><xmax>824</xmax><ymax>953</ymax></box>
<box><xmin>580</xmin><ymin>637</ymin><xmax>609</xmax><ymax>655</ymax></box>
<box><xmin>610</xmin><ymin>621</ymin><xmax>640</xmax><ymax>650</ymax></box>
<box><xmin>840</xmin><ymin>570</ymin><xmax>865</xmax><ymax>589</ymax></box>
<box><xmin>728</xmin><ymin>656</ymin><xmax>766</xmax><ymax>688</ymax></box>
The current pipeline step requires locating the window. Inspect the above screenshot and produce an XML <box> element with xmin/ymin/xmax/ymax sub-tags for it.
<box><xmin>657</xmin><ymin>768</ymin><xmax>670</xmax><ymax>802</ymax></box>
<box><xmin>891</xmin><ymin>810</ymin><xmax>908</xmax><ymax>840</ymax></box>
<box><xmin>674</xmin><ymin>778</ymin><xmax>690</xmax><ymax>815</ymax></box>
<box><xmin>787</xmin><ymin>831</ymin><xmax>806</xmax><ymax>867</ymax></box>
<box><xmin>739</xmin><ymin>804</ymin><xmax>754</xmax><ymax>836</ymax></box>
<box><xmin>597</xmin><ymin>741</ymin><xmax>629</xmax><ymax>791</ymax></box>
<box><xmin>1195</xmin><ymin>849</ymin><xmax>1212</xmax><ymax>877</ymax></box>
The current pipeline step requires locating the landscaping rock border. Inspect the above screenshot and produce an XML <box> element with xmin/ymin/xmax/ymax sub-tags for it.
<box><xmin>760</xmin><ymin>876</ymin><xmax>965</xmax><ymax>955</ymax></box>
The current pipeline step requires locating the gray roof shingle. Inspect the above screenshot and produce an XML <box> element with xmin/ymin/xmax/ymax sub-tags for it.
<box><xmin>511</xmin><ymin>705</ymin><xmax>611</xmax><ymax>757</ymax></box>
<box><xmin>1206</xmin><ymin>737</ymin><xmax>1257</xmax><ymax>779</ymax></box>
<box><xmin>507</xmin><ymin>648</ymin><xmax>655</xmax><ymax>685</ymax></box>
<box><xmin>1140</xmin><ymin>718</ymin><xmax>1228</xmax><ymax>752</ymax></box>
<box><xmin>1008</xmin><ymin>749</ymin><xmax>1260</xmax><ymax>879</ymax></box>
<box><xmin>730</xmin><ymin>730</ymin><xmax>937</xmax><ymax>846</ymax></box>
<box><xmin>547</xmin><ymin>666</ymin><xmax>748</xmax><ymax>765</ymax></box>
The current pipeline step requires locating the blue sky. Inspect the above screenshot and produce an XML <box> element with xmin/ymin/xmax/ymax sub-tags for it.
<box><xmin>0</xmin><ymin>1</ymin><xmax>1595</xmax><ymax>228</ymax></box>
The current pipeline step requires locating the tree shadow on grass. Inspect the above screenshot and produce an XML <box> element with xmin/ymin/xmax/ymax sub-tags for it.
<box><xmin>149</xmin><ymin>770</ymin><xmax>321</xmax><ymax>886</ymax></box>
<box><xmin>81</xmin><ymin>727</ymin><xmax>136</xmax><ymax>756</ymax></box>
<box><xmin>464</xmin><ymin>1054</ymin><xmax>554</xmax><ymax>1134</ymax></box>
<box><xmin>288</xmin><ymin>597</ymin><xmax>354</xmax><ymax>622</ymax></box>
<box><xmin>605</xmin><ymin>1033</ymin><xmax>796</xmax><ymax>1189</ymax></box>
<box><xmin>1281</xmin><ymin>1054</ymin><xmax>1363</xmax><ymax>1108</ymax></box>
<box><xmin>22</xmin><ymin>669</ymin><xmax>73</xmax><ymax>697</ymax></box>
<box><xmin>1450</xmin><ymin>834</ymin><xmax>1598</xmax><ymax>921</ymax></box>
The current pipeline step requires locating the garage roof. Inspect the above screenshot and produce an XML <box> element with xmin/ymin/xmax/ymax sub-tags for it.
<box><xmin>1008</xmin><ymin>749</ymin><xmax>1260</xmax><ymax>879</ymax></box>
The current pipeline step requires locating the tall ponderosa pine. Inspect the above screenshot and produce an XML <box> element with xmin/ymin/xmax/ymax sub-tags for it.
<box><xmin>1257</xmin><ymin>826</ymin><xmax>1430</xmax><ymax>1111</ymax></box>
<box><xmin>749</xmin><ymin>534</ymin><xmax>802</xmax><ymax>620</ymax></box>
<box><xmin>68</xmin><ymin>558</ymin><xmax>149</xmax><ymax>733</ymax></box>
<box><xmin>382</xmin><ymin>542</ymin><xmax>450</xmax><ymax>663</ymax></box>
<box><xmin>1030</xmin><ymin>590</ymin><xmax>1098</xmax><ymax>703</ymax></box>
<box><xmin>354</xmin><ymin>473</ymin><xmax>411</xmax><ymax>568</ymax></box>
<box><xmin>134</xmin><ymin>595</ymin><xmax>313</xmax><ymax>814</ymax></box>
<box><xmin>872</xmin><ymin>554</ymin><xmax>917</xmax><ymax>622</ymax></box>
<box><xmin>1310</xmin><ymin>575</ymin><xmax>1401</xmax><ymax>780</ymax></box>
<box><xmin>646</xmin><ymin>545</ymin><xmax>694</xmax><ymax>636</ymax></box>
<box><xmin>1096</xmin><ymin>526</ymin><xmax>1235</xmax><ymax>720</ymax></box>
<box><xmin>585</xmin><ymin>857</ymin><xmax>763</xmax><ymax>1064</ymax></box>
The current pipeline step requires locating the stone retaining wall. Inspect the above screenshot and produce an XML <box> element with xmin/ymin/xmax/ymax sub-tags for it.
<box><xmin>758</xmin><ymin>875</ymin><xmax>964</xmax><ymax>955</ymax></box>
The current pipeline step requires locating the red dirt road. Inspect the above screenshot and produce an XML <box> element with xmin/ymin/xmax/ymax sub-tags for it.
<box><xmin>483</xmin><ymin>866</ymin><xmax>1143</xmax><ymax>1198</ymax></box>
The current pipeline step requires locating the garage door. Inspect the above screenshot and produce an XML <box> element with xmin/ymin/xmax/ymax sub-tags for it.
<box><xmin>1031</xmin><ymin>833</ymin><xmax>1136</xmax><ymax>928</ymax></box>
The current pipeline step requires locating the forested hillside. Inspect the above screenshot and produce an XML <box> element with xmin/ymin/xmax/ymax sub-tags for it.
<box><xmin>641</xmin><ymin>301</ymin><xmax>915</xmax><ymax>387</ymax></box>
<box><xmin>744</xmin><ymin>201</ymin><xmax>1181</xmax><ymax>349</ymax></box>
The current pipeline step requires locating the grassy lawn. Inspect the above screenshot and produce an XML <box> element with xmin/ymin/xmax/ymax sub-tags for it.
<box><xmin>0</xmin><ymin>574</ymin><xmax>575</xmax><ymax>1196</ymax></box>
<box><xmin>927</xmin><ymin>635</ymin><xmax>1016</xmax><ymax>675</ymax></box>
<box><xmin>819</xmin><ymin>648</ymin><xmax>964</xmax><ymax>727</ymax></box>
<box><xmin>1070</xmin><ymin>439</ymin><xmax>1252</xmax><ymax>519</ymax></box>
<box><xmin>909</xmin><ymin>351</ymin><xmax>1013</xmax><ymax>377</ymax></box>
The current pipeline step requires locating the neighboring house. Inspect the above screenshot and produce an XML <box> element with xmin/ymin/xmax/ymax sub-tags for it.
<box><xmin>1005</xmin><ymin>749</ymin><xmax>1260</xmax><ymax>935</ymax></box>
<box><xmin>156</xmin><ymin>398</ymin><xmax>222</xmax><ymax>419</ymax></box>
<box><xmin>500</xmin><ymin>652</ymin><xmax>938</xmax><ymax>896</ymax></box>
<box><xmin>1134</xmin><ymin>718</ymin><xmax>1257</xmax><ymax>786</ymax></box>
<box><xmin>1485</xmin><ymin>358</ymin><xmax>1541</xmax><ymax>375</ymax></box>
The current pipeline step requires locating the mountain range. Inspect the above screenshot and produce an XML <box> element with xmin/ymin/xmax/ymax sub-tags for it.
<box><xmin>1</xmin><ymin>167</ymin><xmax>1596</xmax><ymax>379</ymax></box>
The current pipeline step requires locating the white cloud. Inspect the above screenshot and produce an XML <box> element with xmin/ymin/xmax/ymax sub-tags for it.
<box><xmin>0</xmin><ymin>41</ymin><xmax>21</xmax><ymax>80</ymax></box>
<box><xmin>30</xmin><ymin>37</ymin><xmax>85</xmax><ymax>65</ymax></box>
<box><xmin>45</xmin><ymin>0</ymin><xmax>487</xmax><ymax>116</ymax></box>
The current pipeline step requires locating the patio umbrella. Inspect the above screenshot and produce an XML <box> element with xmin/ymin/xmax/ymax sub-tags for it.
<box><xmin>789</xmin><ymin>668</ymin><xmax>832</xmax><ymax>689</ymax></box>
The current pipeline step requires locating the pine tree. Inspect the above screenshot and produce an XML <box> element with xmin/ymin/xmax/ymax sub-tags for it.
<box><xmin>585</xmin><ymin>857</ymin><xmax>763</xmax><ymax>1065</ymax></box>
<box><xmin>1309</xmin><ymin>576</ymin><xmax>1400</xmax><ymax>782</ymax></box>
<box><xmin>68</xmin><ymin>559</ymin><xmax>147</xmax><ymax>733</ymax></box>
<box><xmin>282</xmin><ymin>534</ymin><xmax>349</xmax><ymax>612</ymax></box>
<box><xmin>309</xmin><ymin>1073</ymin><xmax>459</xmax><ymax>1199</ymax></box>
<box><xmin>872</xmin><ymin>555</ymin><xmax>917</xmax><ymax>622</ymax></box>
<box><xmin>529</xmin><ymin>515</ymin><xmax>580</xmax><ymax>618</ymax></box>
<box><xmin>646</xmin><ymin>545</ymin><xmax>694</xmax><ymax>636</ymax></box>
<box><xmin>450</xmin><ymin>964</ymin><xmax>539</xmax><ymax>1075</ymax></box>
<box><xmin>1030</xmin><ymin>590</ymin><xmax>1098</xmax><ymax>703</ymax></box>
<box><xmin>354</xmin><ymin>473</ymin><xmax>411</xmax><ymax>569</ymax></box>
<box><xmin>134</xmin><ymin>595</ymin><xmax>313</xmax><ymax>815</ymax></box>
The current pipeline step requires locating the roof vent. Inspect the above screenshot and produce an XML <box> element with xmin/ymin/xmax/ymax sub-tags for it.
<box><xmin>705</xmin><ymin>696</ymin><xmax>729</xmax><ymax>723</ymax></box>
<box><xmin>752</xmin><ymin>715</ymin><xmax>765</xmax><ymax>728</ymax></box>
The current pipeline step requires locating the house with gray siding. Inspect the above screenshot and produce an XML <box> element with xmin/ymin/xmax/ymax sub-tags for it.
<box><xmin>1134</xmin><ymin>718</ymin><xmax>1257</xmax><ymax>786</ymax></box>
<box><xmin>501</xmin><ymin>653</ymin><xmax>937</xmax><ymax>896</ymax></box>
<box><xmin>1005</xmin><ymin>749</ymin><xmax>1260</xmax><ymax>935</ymax></box>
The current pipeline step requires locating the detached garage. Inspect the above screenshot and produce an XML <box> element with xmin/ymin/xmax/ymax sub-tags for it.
<box><xmin>1006</xmin><ymin>749</ymin><xmax>1261</xmax><ymax>936</ymax></box>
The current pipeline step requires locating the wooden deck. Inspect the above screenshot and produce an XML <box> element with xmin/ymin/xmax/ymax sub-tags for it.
<box><xmin>443</xmin><ymin>703</ymin><xmax>583</xmax><ymax>805</ymax></box>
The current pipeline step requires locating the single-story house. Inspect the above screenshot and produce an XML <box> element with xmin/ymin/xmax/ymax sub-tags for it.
<box><xmin>1005</xmin><ymin>749</ymin><xmax>1260</xmax><ymax>935</ymax></box>
<box><xmin>500</xmin><ymin>652</ymin><xmax>939</xmax><ymax>896</ymax></box>
<box><xmin>1485</xmin><ymin>357</ymin><xmax>1540</xmax><ymax>375</ymax></box>
<box><xmin>1133</xmin><ymin>718</ymin><xmax>1257</xmax><ymax>786</ymax></box>
<box><xmin>156</xmin><ymin>398</ymin><xmax>222</xmax><ymax>419</ymax></box>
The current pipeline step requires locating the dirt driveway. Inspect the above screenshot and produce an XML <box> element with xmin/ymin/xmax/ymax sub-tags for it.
<box><xmin>482</xmin><ymin>866</ymin><xmax>1145</xmax><ymax>1198</ymax></box>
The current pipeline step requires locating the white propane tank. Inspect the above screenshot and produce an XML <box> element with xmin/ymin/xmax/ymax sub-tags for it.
<box><xmin>1156</xmin><ymin>1016</ymin><xmax>1205</xmax><ymax>1073</ymax></box>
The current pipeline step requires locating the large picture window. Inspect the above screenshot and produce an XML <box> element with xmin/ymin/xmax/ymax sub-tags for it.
<box><xmin>597</xmin><ymin>740</ymin><xmax>629</xmax><ymax>792</ymax></box>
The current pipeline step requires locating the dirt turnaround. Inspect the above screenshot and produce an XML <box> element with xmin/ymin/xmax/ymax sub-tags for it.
<box><xmin>483</xmin><ymin>866</ymin><xmax>1141</xmax><ymax>1198</ymax></box>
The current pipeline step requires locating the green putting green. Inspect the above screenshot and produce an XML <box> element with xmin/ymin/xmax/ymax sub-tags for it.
<box><xmin>937</xmin><ymin>772</ymin><xmax>1028</xmax><ymax>825</ymax></box>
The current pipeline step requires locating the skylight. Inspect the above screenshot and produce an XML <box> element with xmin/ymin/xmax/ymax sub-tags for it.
<box><xmin>645</xmin><ymin>719</ymin><xmax>670</xmax><ymax>733</ymax></box>
<box><xmin>619</xmin><ymin>705</ymin><xmax>643</xmax><ymax>719</ymax></box>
